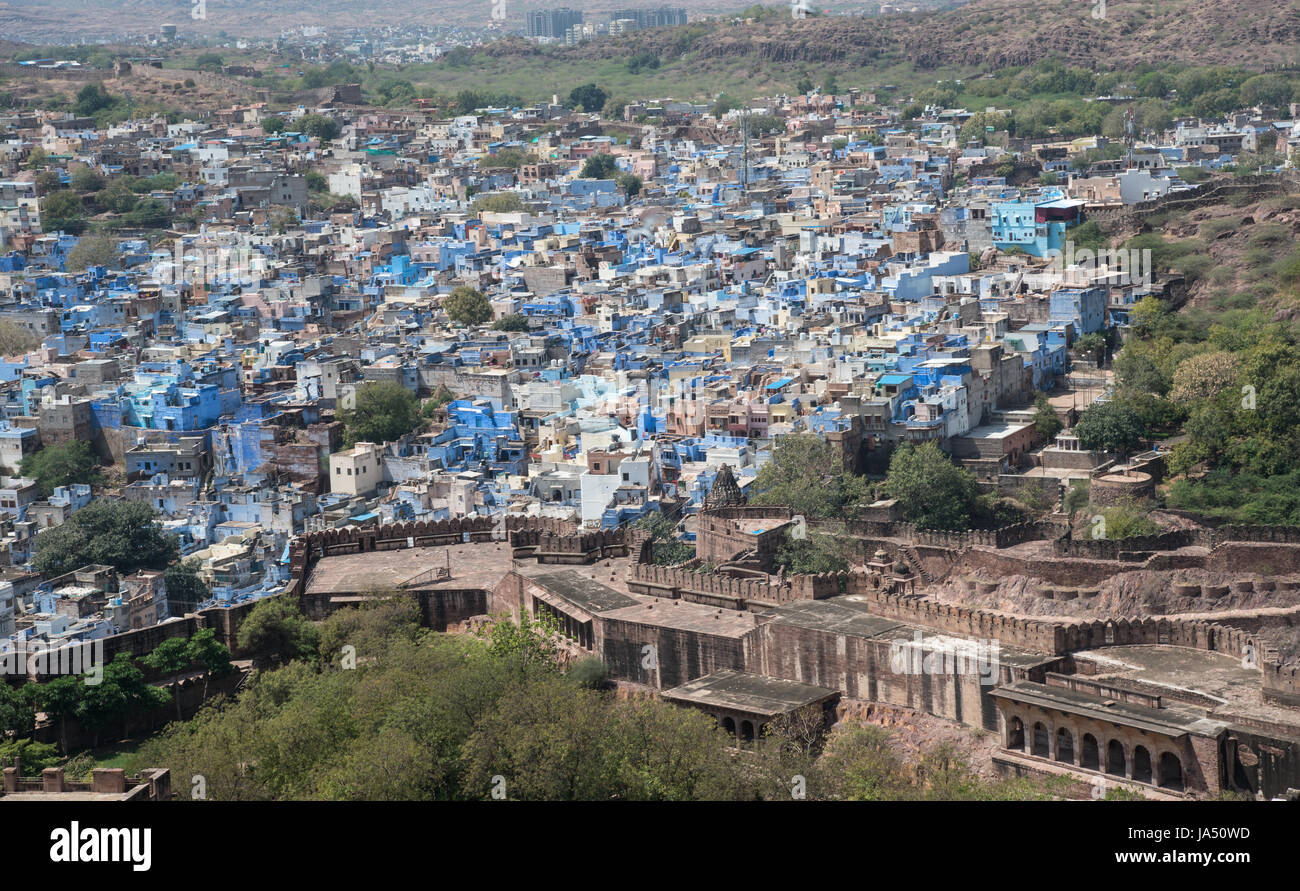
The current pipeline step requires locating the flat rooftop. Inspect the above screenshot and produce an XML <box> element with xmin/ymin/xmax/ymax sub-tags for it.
<box><xmin>768</xmin><ymin>595</ymin><xmax>1048</xmax><ymax>668</ymax></box>
<box><xmin>960</xmin><ymin>421</ymin><xmax>1032</xmax><ymax>440</ymax></box>
<box><xmin>526</xmin><ymin>570</ymin><xmax>639</xmax><ymax>614</ymax></box>
<box><xmin>599</xmin><ymin>597</ymin><xmax>760</xmax><ymax>637</ymax></box>
<box><xmin>993</xmin><ymin>678</ymin><xmax>1224</xmax><ymax>737</ymax></box>
<box><xmin>304</xmin><ymin>541</ymin><xmax>517</xmax><ymax>596</ymax></box>
<box><xmin>663</xmin><ymin>669</ymin><xmax>838</xmax><ymax>716</ymax></box>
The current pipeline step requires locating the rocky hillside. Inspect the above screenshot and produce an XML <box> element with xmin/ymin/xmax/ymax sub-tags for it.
<box><xmin>535</xmin><ymin>0</ymin><xmax>1300</xmax><ymax>72</ymax></box>
<box><xmin>7</xmin><ymin>0</ymin><xmax>1300</xmax><ymax>73</ymax></box>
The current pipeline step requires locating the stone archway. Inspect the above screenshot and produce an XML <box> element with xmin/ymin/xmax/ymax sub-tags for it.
<box><xmin>721</xmin><ymin>716</ymin><xmax>736</xmax><ymax>738</ymax></box>
<box><xmin>740</xmin><ymin>720</ymin><xmax>755</xmax><ymax>744</ymax></box>
<box><xmin>1106</xmin><ymin>739</ymin><xmax>1126</xmax><ymax>776</ymax></box>
<box><xmin>1132</xmin><ymin>746</ymin><xmax>1153</xmax><ymax>784</ymax></box>
<box><xmin>1159</xmin><ymin>752</ymin><xmax>1184</xmax><ymax>791</ymax></box>
<box><xmin>1081</xmin><ymin>734</ymin><xmax>1100</xmax><ymax>770</ymax></box>
<box><xmin>1032</xmin><ymin>722</ymin><xmax>1050</xmax><ymax>758</ymax></box>
<box><xmin>1008</xmin><ymin>716</ymin><xmax>1025</xmax><ymax>750</ymax></box>
<box><xmin>1056</xmin><ymin>728</ymin><xmax>1074</xmax><ymax>764</ymax></box>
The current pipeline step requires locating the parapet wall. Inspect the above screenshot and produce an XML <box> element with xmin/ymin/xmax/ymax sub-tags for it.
<box><xmin>814</xmin><ymin>518</ymin><xmax>1064</xmax><ymax>550</ymax></box>
<box><xmin>1052</xmin><ymin>524</ymin><xmax>1300</xmax><ymax>561</ymax></box>
<box><xmin>1264</xmin><ymin>661</ymin><xmax>1300</xmax><ymax>706</ymax></box>
<box><xmin>17</xmin><ymin>592</ymin><xmax>269</xmax><ymax>683</ymax></box>
<box><xmin>844</xmin><ymin>569</ymin><xmax>1259</xmax><ymax>659</ymax></box>
<box><xmin>627</xmin><ymin>561</ymin><xmax>841</xmax><ymax>608</ymax></box>
<box><xmin>510</xmin><ymin>527</ymin><xmax>628</xmax><ymax>563</ymax></box>
<box><xmin>288</xmin><ymin>516</ymin><xmax>576</xmax><ymax>583</ymax></box>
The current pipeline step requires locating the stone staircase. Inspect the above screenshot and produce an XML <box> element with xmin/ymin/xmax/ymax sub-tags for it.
<box><xmin>899</xmin><ymin>544</ymin><xmax>932</xmax><ymax>585</ymax></box>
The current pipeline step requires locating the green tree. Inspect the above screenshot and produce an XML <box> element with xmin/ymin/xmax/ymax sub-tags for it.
<box><xmin>69</xmin><ymin>167</ymin><xmax>104</xmax><ymax>192</ymax></box>
<box><xmin>615</xmin><ymin>171</ymin><xmax>643</xmax><ymax>198</ymax></box>
<box><xmin>1075</xmin><ymin>400</ymin><xmax>1146</xmax><ymax>460</ymax></box>
<box><xmin>41</xmin><ymin>190</ymin><xmax>87</xmax><ymax>235</ymax></box>
<box><xmin>194</xmin><ymin>53</ymin><xmax>224</xmax><ymax>71</ymax></box>
<box><xmin>491</xmin><ymin>313</ymin><xmax>529</xmax><ymax>332</ymax></box>
<box><xmin>1073</xmin><ymin>331</ymin><xmax>1107</xmax><ymax>364</ymax></box>
<box><xmin>78</xmin><ymin>653</ymin><xmax>168</xmax><ymax>745</ymax></box>
<box><xmin>0</xmin><ymin>683</ymin><xmax>37</xmax><ymax>736</ymax></box>
<box><xmin>163</xmin><ymin>559</ymin><xmax>209</xmax><ymax>614</ymax></box>
<box><xmin>19</xmin><ymin>440</ymin><xmax>104</xmax><ymax>497</ymax></box>
<box><xmin>470</xmin><ymin>192</ymin><xmax>523</xmax><ymax>214</ymax></box>
<box><xmin>882</xmin><ymin>442</ymin><xmax>979</xmax><ymax>531</ymax></box>
<box><xmin>1033</xmin><ymin>393</ymin><xmax>1063</xmax><ymax>442</ymax></box>
<box><xmin>297</xmin><ymin>113</ymin><xmax>340</xmax><ymax>141</ymax></box>
<box><xmin>712</xmin><ymin>93</ymin><xmax>744</xmax><ymax>118</ymax></box>
<box><xmin>773</xmin><ymin>532</ymin><xmax>851</xmax><ymax>575</ymax></box>
<box><xmin>338</xmin><ymin>380</ymin><xmax>422</xmax><ymax>446</ymax></box>
<box><xmin>261</xmin><ymin>116</ymin><xmax>286</xmax><ymax>134</ymax></box>
<box><xmin>568</xmin><ymin>83</ymin><xmax>607</xmax><ymax>113</ymax></box>
<box><xmin>443</xmin><ymin>285</ymin><xmax>493</xmax><ymax>327</ymax></box>
<box><xmin>33</xmin><ymin>501</ymin><xmax>179</xmax><ymax>577</ymax></box>
<box><xmin>634</xmin><ymin>512</ymin><xmax>693</xmax><ymax>565</ymax></box>
<box><xmin>0</xmin><ymin>320</ymin><xmax>40</xmax><ymax>356</ymax></box>
<box><xmin>580</xmin><ymin>153</ymin><xmax>619</xmax><ymax>180</ymax></box>
<box><xmin>1239</xmin><ymin>73</ymin><xmax>1292</xmax><ymax>108</ymax></box>
<box><xmin>64</xmin><ymin>234</ymin><xmax>117</xmax><ymax>272</ymax></box>
<box><xmin>421</xmin><ymin>385</ymin><xmax>456</xmax><ymax>418</ymax></box>
<box><xmin>0</xmin><ymin>737</ymin><xmax>59</xmax><ymax>773</ymax></box>
<box><xmin>73</xmin><ymin>83</ymin><xmax>115</xmax><ymax>116</ymax></box>
<box><xmin>186</xmin><ymin>628</ymin><xmax>234</xmax><ymax>685</ymax></box>
<box><xmin>483</xmin><ymin>147</ymin><xmax>535</xmax><ymax>169</ymax></box>
<box><xmin>750</xmin><ymin>434</ymin><xmax>871</xmax><ymax>519</ymax></box>
<box><xmin>567</xmin><ymin>656</ymin><xmax>609</xmax><ymax>689</ymax></box>
<box><xmin>122</xmin><ymin>197</ymin><xmax>171</xmax><ymax>229</ymax></box>
<box><xmin>96</xmin><ymin>178</ymin><xmax>139</xmax><ymax>215</ymax></box>
<box><xmin>812</xmin><ymin>725</ymin><xmax>907</xmax><ymax>801</ymax></box>
<box><xmin>36</xmin><ymin>675</ymin><xmax>83</xmax><ymax>754</ymax></box>
<box><xmin>474</xmin><ymin>610</ymin><xmax>561</xmax><ymax>679</ymax></box>
<box><xmin>142</xmin><ymin>637</ymin><xmax>193</xmax><ymax>719</ymax></box>
<box><xmin>236</xmin><ymin>597</ymin><xmax>320</xmax><ymax>667</ymax></box>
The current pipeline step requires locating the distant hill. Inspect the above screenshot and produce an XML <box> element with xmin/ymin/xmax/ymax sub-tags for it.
<box><xmin>6</xmin><ymin>0</ymin><xmax>1298</xmax><ymax>96</ymax></box>
<box><xmin>531</xmin><ymin>0</ymin><xmax>1300</xmax><ymax>72</ymax></box>
<box><xmin>0</xmin><ymin>0</ymin><xmax>955</xmax><ymax>42</ymax></box>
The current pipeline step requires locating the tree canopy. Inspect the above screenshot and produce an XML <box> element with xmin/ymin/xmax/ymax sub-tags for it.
<box><xmin>128</xmin><ymin>601</ymin><xmax>1061</xmax><ymax>801</ymax></box>
<box><xmin>1074</xmin><ymin>400</ymin><xmax>1146</xmax><ymax>460</ymax></box>
<box><xmin>581</xmin><ymin>153</ymin><xmax>620</xmax><ymax>180</ymax></box>
<box><xmin>33</xmin><ymin>500</ymin><xmax>178</xmax><ymax>577</ymax></box>
<box><xmin>750</xmin><ymin>434</ymin><xmax>871</xmax><ymax>519</ymax></box>
<box><xmin>297</xmin><ymin>113</ymin><xmax>341</xmax><ymax>141</ymax></box>
<box><xmin>491</xmin><ymin>313</ymin><xmax>530</xmax><ymax>332</ymax></box>
<box><xmin>20</xmin><ymin>440</ymin><xmax>104</xmax><ymax>497</ymax></box>
<box><xmin>882</xmin><ymin>442</ymin><xmax>980</xmax><ymax>532</ymax></box>
<box><xmin>236</xmin><ymin>597</ymin><xmax>320</xmax><ymax>667</ymax></box>
<box><xmin>41</xmin><ymin>191</ymin><xmax>87</xmax><ymax>235</ymax></box>
<box><xmin>64</xmin><ymin>234</ymin><xmax>118</xmax><ymax>272</ymax></box>
<box><xmin>443</xmin><ymin>285</ymin><xmax>493</xmax><ymax>327</ymax></box>
<box><xmin>338</xmin><ymin>381</ymin><xmax>422</xmax><ymax>447</ymax></box>
<box><xmin>568</xmin><ymin>83</ymin><xmax>607</xmax><ymax>113</ymax></box>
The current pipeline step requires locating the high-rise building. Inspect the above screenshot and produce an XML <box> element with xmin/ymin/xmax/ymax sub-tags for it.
<box><xmin>526</xmin><ymin>7</ymin><xmax>585</xmax><ymax>39</ymax></box>
<box><xmin>607</xmin><ymin>6</ymin><xmax>687</xmax><ymax>29</ymax></box>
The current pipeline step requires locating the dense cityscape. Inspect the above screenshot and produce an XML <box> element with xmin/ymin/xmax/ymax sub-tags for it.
<box><xmin>0</xmin><ymin>5</ymin><xmax>1297</xmax><ymax>853</ymax></box>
